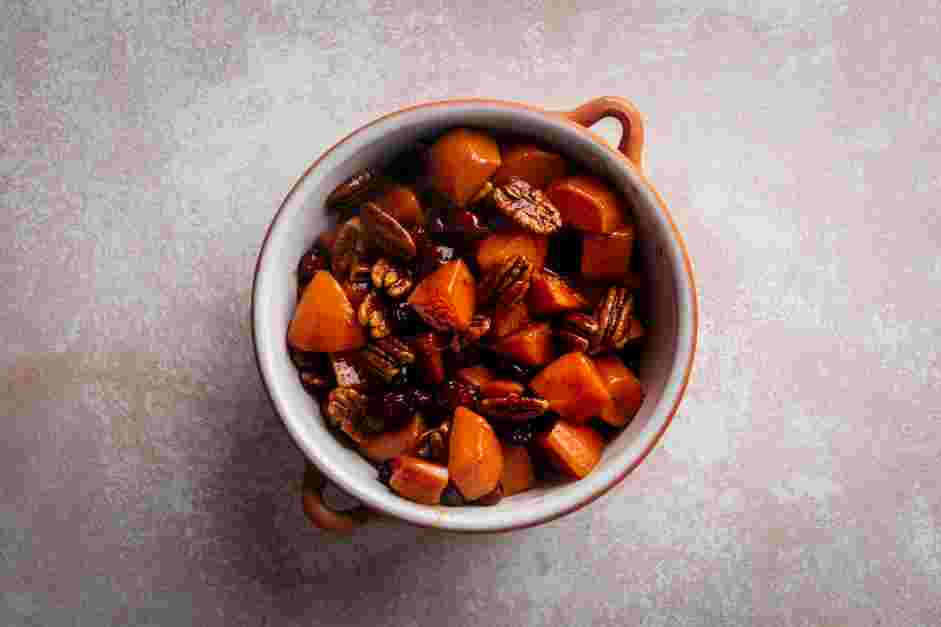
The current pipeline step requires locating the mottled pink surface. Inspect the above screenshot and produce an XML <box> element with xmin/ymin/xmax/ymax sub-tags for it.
<box><xmin>2</xmin><ymin>2</ymin><xmax>940</xmax><ymax>626</ymax></box>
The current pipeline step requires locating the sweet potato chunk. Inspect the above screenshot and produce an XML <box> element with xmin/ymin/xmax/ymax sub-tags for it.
<box><xmin>288</xmin><ymin>271</ymin><xmax>367</xmax><ymax>352</ymax></box>
<box><xmin>492</xmin><ymin>144</ymin><xmax>567</xmax><ymax>189</ymax></box>
<box><xmin>407</xmin><ymin>259</ymin><xmax>476</xmax><ymax>332</ymax></box>
<box><xmin>581</xmin><ymin>226</ymin><xmax>635</xmax><ymax>282</ymax></box>
<box><xmin>475</xmin><ymin>229</ymin><xmax>549</xmax><ymax>274</ymax></box>
<box><xmin>530</xmin><ymin>352</ymin><xmax>611</xmax><ymax>422</ymax></box>
<box><xmin>592</xmin><ymin>354</ymin><xmax>645</xmax><ymax>427</ymax></box>
<box><xmin>455</xmin><ymin>365</ymin><xmax>495</xmax><ymax>388</ymax></box>
<box><xmin>546</xmin><ymin>175</ymin><xmax>626</xmax><ymax>234</ymax></box>
<box><xmin>388</xmin><ymin>456</ymin><xmax>449</xmax><ymax>505</ymax></box>
<box><xmin>359</xmin><ymin>413</ymin><xmax>425</xmax><ymax>462</ymax></box>
<box><xmin>376</xmin><ymin>183</ymin><xmax>423</xmax><ymax>226</ymax></box>
<box><xmin>448</xmin><ymin>406</ymin><xmax>504</xmax><ymax>501</ymax></box>
<box><xmin>536</xmin><ymin>421</ymin><xmax>605</xmax><ymax>479</ymax></box>
<box><xmin>526</xmin><ymin>269</ymin><xmax>589</xmax><ymax>316</ymax></box>
<box><xmin>491</xmin><ymin>322</ymin><xmax>555</xmax><ymax>367</ymax></box>
<box><xmin>429</xmin><ymin>128</ymin><xmax>501</xmax><ymax>207</ymax></box>
<box><xmin>500</xmin><ymin>444</ymin><xmax>535</xmax><ymax>496</ymax></box>
<box><xmin>491</xmin><ymin>301</ymin><xmax>532</xmax><ymax>339</ymax></box>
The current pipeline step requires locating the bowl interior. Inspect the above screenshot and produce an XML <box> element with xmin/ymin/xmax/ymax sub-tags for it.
<box><xmin>253</xmin><ymin>102</ymin><xmax>695</xmax><ymax>532</ymax></box>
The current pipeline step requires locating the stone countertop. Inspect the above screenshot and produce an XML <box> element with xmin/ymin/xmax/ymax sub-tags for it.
<box><xmin>2</xmin><ymin>2</ymin><xmax>939</xmax><ymax>626</ymax></box>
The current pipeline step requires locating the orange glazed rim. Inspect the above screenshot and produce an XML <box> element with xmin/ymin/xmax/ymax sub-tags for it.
<box><xmin>251</xmin><ymin>98</ymin><xmax>698</xmax><ymax>533</ymax></box>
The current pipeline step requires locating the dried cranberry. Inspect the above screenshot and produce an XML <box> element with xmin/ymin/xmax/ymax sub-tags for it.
<box><xmin>418</xmin><ymin>243</ymin><xmax>456</xmax><ymax>278</ymax></box>
<box><xmin>390</xmin><ymin>302</ymin><xmax>428</xmax><ymax>336</ymax></box>
<box><xmin>368</xmin><ymin>391</ymin><xmax>415</xmax><ymax>430</ymax></box>
<box><xmin>409</xmin><ymin>389</ymin><xmax>435</xmax><ymax>413</ymax></box>
<box><xmin>445</xmin><ymin>344</ymin><xmax>484</xmax><ymax>373</ymax></box>
<box><xmin>488</xmin><ymin>355</ymin><xmax>536</xmax><ymax>381</ymax></box>
<box><xmin>437</xmin><ymin>380</ymin><xmax>479</xmax><ymax>414</ymax></box>
<box><xmin>377</xmin><ymin>460</ymin><xmax>394</xmax><ymax>486</ymax></box>
<box><xmin>297</xmin><ymin>247</ymin><xmax>328</xmax><ymax>286</ymax></box>
<box><xmin>440</xmin><ymin>483</ymin><xmax>465</xmax><ymax>507</ymax></box>
<box><xmin>450</xmin><ymin>209</ymin><xmax>490</xmax><ymax>240</ymax></box>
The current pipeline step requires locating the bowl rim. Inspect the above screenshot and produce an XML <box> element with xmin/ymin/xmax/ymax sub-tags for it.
<box><xmin>252</xmin><ymin>98</ymin><xmax>698</xmax><ymax>532</ymax></box>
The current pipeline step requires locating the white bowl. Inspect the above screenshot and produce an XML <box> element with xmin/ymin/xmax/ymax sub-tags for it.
<box><xmin>252</xmin><ymin>98</ymin><xmax>698</xmax><ymax>533</ymax></box>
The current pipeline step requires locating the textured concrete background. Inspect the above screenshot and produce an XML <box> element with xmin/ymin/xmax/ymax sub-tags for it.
<box><xmin>2</xmin><ymin>1</ymin><xmax>940</xmax><ymax>625</ymax></box>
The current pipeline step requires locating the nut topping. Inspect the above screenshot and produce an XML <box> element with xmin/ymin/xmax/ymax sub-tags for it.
<box><xmin>361</xmin><ymin>201</ymin><xmax>417</xmax><ymax>260</ymax></box>
<box><xmin>478</xmin><ymin>255</ymin><xmax>533</xmax><ymax>309</ymax></box>
<box><xmin>491</xmin><ymin>178</ymin><xmax>562</xmax><ymax>235</ymax></box>
<box><xmin>331</xmin><ymin>217</ymin><xmax>367</xmax><ymax>279</ymax></box>
<box><xmin>357</xmin><ymin>292</ymin><xmax>391</xmax><ymax>339</ymax></box>
<box><xmin>325</xmin><ymin>387</ymin><xmax>367</xmax><ymax>430</ymax></box>
<box><xmin>593</xmin><ymin>286</ymin><xmax>633</xmax><ymax>353</ymax></box>
<box><xmin>371</xmin><ymin>258</ymin><xmax>414</xmax><ymax>300</ymax></box>
<box><xmin>478</xmin><ymin>394</ymin><xmax>550</xmax><ymax>421</ymax></box>
<box><xmin>558</xmin><ymin>312</ymin><xmax>601</xmax><ymax>354</ymax></box>
<box><xmin>451</xmin><ymin>314</ymin><xmax>492</xmax><ymax>352</ymax></box>
<box><xmin>361</xmin><ymin>336</ymin><xmax>416</xmax><ymax>383</ymax></box>
<box><xmin>326</xmin><ymin>168</ymin><xmax>381</xmax><ymax>210</ymax></box>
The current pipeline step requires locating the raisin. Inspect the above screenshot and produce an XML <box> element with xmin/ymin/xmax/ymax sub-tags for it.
<box><xmin>437</xmin><ymin>380</ymin><xmax>479</xmax><ymax>414</ymax></box>
<box><xmin>409</xmin><ymin>388</ymin><xmax>435</xmax><ymax>413</ymax></box>
<box><xmin>368</xmin><ymin>391</ymin><xmax>415</xmax><ymax>430</ymax></box>
<box><xmin>497</xmin><ymin>421</ymin><xmax>534</xmax><ymax>446</ymax></box>
<box><xmin>487</xmin><ymin>355</ymin><xmax>537</xmax><ymax>381</ymax></box>
<box><xmin>390</xmin><ymin>302</ymin><xmax>429</xmax><ymax>337</ymax></box>
<box><xmin>449</xmin><ymin>209</ymin><xmax>490</xmax><ymax>240</ymax></box>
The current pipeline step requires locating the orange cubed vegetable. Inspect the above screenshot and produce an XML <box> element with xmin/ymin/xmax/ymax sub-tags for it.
<box><xmin>376</xmin><ymin>183</ymin><xmax>423</xmax><ymax>226</ymax></box>
<box><xmin>592</xmin><ymin>354</ymin><xmax>645</xmax><ymax>427</ymax></box>
<box><xmin>492</xmin><ymin>144</ymin><xmax>567</xmax><ymax>189</ymax></box>
<box><xmin>491</xmin><ymin>301</ymin><xmax>532</xmax><ymax>339</ymax></box>
<box><xmin>581</xmin><ymin>226</ymin><xmax>635</xmax><ymax>282</ymax></box>
<box><xmin>388</xmin><ymin>456</ymin><xmax>450</xmax><ymax>505</ymax></box>
<box><xmin>359</xmin><ymin>413</ymin><xmax>425</xmax><ymax>462</ymax></box>
<box><xmin>407</xmin><ymin>259</ymin><xmax>476</xmax><ymax>332</ymax></box>
<box><xmin>480</xmin><ymin>379</ymin><xmax>526</xmax><ymax>398</ymax></box>
<box><xmin>526</xmin><ymin>269</ymin><xmax>589</xmax><ymax>316</ymax></box>
<box><xmin>491</xmin><ymin>322</ymin><xmax>555</xmax><ymax>367</ymax></box>
<box><xmin>475</xmin><ymin>229</ymin><xmax>549</xmax><ymax>274</ymax></box>
<box><xmin>288</xmin><ymin>270</ymin><xmax>367</xmax><ymax>352</ymax></box>
<box><xmin>536</xmin><ymin>421</ymin><xmax>605</xmax><ymax>479</ymax></box>
<box><xmin>429</xmin><ymin>128</ymin><xmax>502</xmax><ymax>207</ymax></box>
<box><xmin>546</xmin><ymin>175</ymin><xmax>627</xmax><ymax>234</ymax></box>
<box><xmin>500</xmin><ymin>444</ymin><xmax>535</xmax><ymax>496</ymax></box>
<box><xmin>448</xmin><ymin>406</ymin><xmax>504</xmax><ymax>501</ymax></box>
<box><xmin>530</xmin><ymin>352</ymin><xmax>611</xmax><ymax>422</ymax></box>
<box><xmin>455</xmin><ymin>365</ymin><xmax>496</xmax><ymax>388</ymax></box>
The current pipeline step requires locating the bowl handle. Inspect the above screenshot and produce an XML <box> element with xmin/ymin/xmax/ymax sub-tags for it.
<box><xmin>301</xmin><ymin>463</ymin><xmax>376</xmax><ymax>532</ymax></box>
<box><xmin>562</xmin><ymin>97</ymin><xmax>645</xmax><ymax>170</ymax></box>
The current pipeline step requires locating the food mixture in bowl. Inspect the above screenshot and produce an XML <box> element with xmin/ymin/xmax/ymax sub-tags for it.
<box><xmin>286</xmin><ymin>128</ymin><xmax>647</xmax><ymax>507</ymax></box>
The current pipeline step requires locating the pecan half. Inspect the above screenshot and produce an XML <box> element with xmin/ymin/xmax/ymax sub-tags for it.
<box><xmin>325</xmin><ymin>387</ymin><xmax>367</xmax><ymax>429</ymax></box>
<box><xmin>371</xmin><ymin>258</ymin><xmax>414</xmax><ymax>300</ymax></box>
<box><xmin>331</xmin><ymin>217</ymin><xmax>367</xmax><ymax>279</ymax></box>
<box><xmin>491</xmin><ymin>178</ymin><xmax>561</xmax><ymax>235</ymax></box>
<box><xmin>594</xmin><ymin>286</ymin><xmax>634</xmax><ymax>353</ymax></box>
<box><xmin>558</xmin><ymin>312</ymin><xmax>601</xmax><ymax>354</ymax></box>
<box><xmin>361</xmin><ymin>202</ymin><xmax>417</xmax><ymax>260</ymax></box>
<box><xmin>478</xmin><ymin>394</ymin><xmax>550</xmax><ymax>421</ymax></box>
<box><xmin>416</xmin><ymin>421</ymin><xmax>450</xmax><ymax>464</ymax></box>
<box><xmin>361</xmin><ymin>336</ymin><xmax>415</xmax><ymax>383</ymax></box>
<box><xmin>478</xmin><ymin>255</ymin><xmax>533</xmax><ymax>309</ymax></box>
<box><xmin>357</xmin><ymin>292</ymin><xmax>391</xmax><ymax>339</ymax></box>
<box><xmin>326</xmin><ymin>168</ymin><xmax>381</xmax><ymax>210</ymax></box>
<box><xmin>451</xmin><ymin>314</ymin><xmax>492</xmax><ymax>352</ymax></box>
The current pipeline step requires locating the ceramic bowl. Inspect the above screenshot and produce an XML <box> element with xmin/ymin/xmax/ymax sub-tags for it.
<box><xmin>252</xmin><ymin>97</ymin><xmax>697</xmax><ymax>533</ymax></box>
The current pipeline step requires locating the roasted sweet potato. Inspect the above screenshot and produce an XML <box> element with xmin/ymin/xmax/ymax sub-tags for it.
<box><xmin>536</xmin><ymin>421</ymin><xmax>605</xmax><ymax>479</ymax></box>
<box><xmin>455</xmin><ymin>365</ymin><xmax>496</xmax><ymax>388</ymax></box>
<box><xmin>492</xmin><ymin>144</ymin><xmax>567</xmax><ymax>189</ymax></box>
<box><xmin>581</xmin><ymin>226</ymin><xmax>635</xmax><ymax>282</ymax></box>
<box><xmin>491</xmin><ymin>301</ymin><xmax>532</xmax><ymax>339</ymax></box>
<box><xmin>376</xmin><ymin>183</ymin><xmax>423</xmax><ymax>226</ymax></box>
<box><xmin>407</xmin><ymin>259</ymin><xmax>476</xmax><ymax>332</ymax></box>
<box><xmin>359</xmin><ymin>413</ymin><xmax>425</xmax><ymax>462</ymax></box>
<box><xmin>475</xmin><ymin>229</ymin><xmax>549</xmax><ymax>274</ymax></box>
<box><xmin>592</xmin><ymin>354</ymin><xmax>644</xmax><ymax>427</ymax></box>
<box><xmin>412</xmin><ymin>332</ymin><xmax>448</xmax><ymax>385</ymax></box>
<box><xmin>480</xmin><ymin>379</ymin><xmax>526</xmax><ymax>398</ymax></box>
<box><xmin>546</xmin><ymin>175</ymin><xmax>626</xmax><ymax>234</ymax></box>
<box><xmin>526</xmin><ymin>269</ymin><xmax>589</xmax><ymax>316</ymax></box>
<box><xmin>491</xmin><ymin>322</ymin><xmax>555</xmax><ymax>367</ymax></box>
<box><xmin>500</xmin><ymin>444</ymin><xmax>535</xmax><ymax>496</ymax></box>
<box><xmin>388</xmin><ymin>456</ymin><xmax>449</xmax><ymax>505</ymax></box>
<box><xmin>429</xmin><ymin>128</ymin><xmax>501</xmax><ymax>207</ymax></box>
<box><xmin>448</xmin><ymin>406</ymin><xmax>504</xmax><ymax>501</ymax></box>
<box><xmin>288</xmin><ymin>270</ymin><xmax>367</xmax><ymax>353</ymax></box>
<box><xmin>530</xmin><ymin>352</ymin><xmax>611</xmax><ymax>422</ymax></box>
